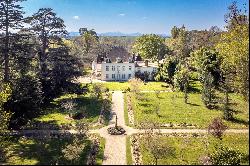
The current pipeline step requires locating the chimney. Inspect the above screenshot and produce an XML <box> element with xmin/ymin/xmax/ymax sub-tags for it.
<box><xmin>145</xmin><ymin>60</ymin><xmax>148</xmax><ymax>67</ymax></box>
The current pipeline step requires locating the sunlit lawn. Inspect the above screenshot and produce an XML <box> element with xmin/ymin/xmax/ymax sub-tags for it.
<box><xmin>126</xmin><ymin>136</ymin><xmax>133</xmax><ymax>165</ymax></box>
<box><xmin>139</xmin><ymin>133</ymin><xmax>249</xmax><ymax>165</ymax></box>
<box><xmin>27</xmin><ymin>93</ymin><xmax>108</xmax><ymax>129</ymax></box>
<box><xmin>94</xmin><ymin>81</ymin><xmax>171</xmax><ymax>91</ymax></box>
<box><xmin>127</xmin><ymin>92</ymin><xmax>249</xmax><ymax>129</ymax></box>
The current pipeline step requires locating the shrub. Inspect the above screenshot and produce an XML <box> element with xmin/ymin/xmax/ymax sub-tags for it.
<box><xmin>128</xmin><ymin>78</ymin><xmax>143</xmax><ymax>99</ymax></box>
<box><xmin>0</xmin><ymin>83</ymin><xmax>12</xmax><ymax>131</ymax></box>
<box><xmin>90</xmin><ymin>84</ymin><xmax>103</xmax><ymax>99</ymax></box>
<box><xmin>210</xmin><ymin>146</ymin><xmax>245</xmax><ymax>165</ymax></box>
<box><xmin>62</xmin><ymin>137</ymin><xmax>86</xmax><ymax>164</ymax></box>
<box><xmin>208</xmin><ymin>117</ymin><xmax>227</xmax><ymax>140</ymax></box>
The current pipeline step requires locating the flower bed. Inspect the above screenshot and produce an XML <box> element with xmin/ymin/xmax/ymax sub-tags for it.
<box><xmin>107</xmin><ymin>126</ymin><xmax>126</xmax><ymax>135</ymax></box>
<box><xmin>126</xmin><ymin>93</ymin><xmax>135</xmax><ymax>126</ymax></box>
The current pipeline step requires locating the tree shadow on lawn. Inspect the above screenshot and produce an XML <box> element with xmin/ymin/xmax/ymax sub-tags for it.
<box><xmin>188</xmin><ymin>86</ymin><xmax>201</xmax><ymax>93</ymax></box>
<box><xmin>216</xmin><ymin>102</ymin><xmax>249</xmax><ymax>126</ymax></box>
<box><xmin>9</xmin><ymin>134</ymin><xmax>92</xmax><ymax>165</ymax></box>
<box><xmin>160</xmin><ymin>84</ymin><xmax>170</xmax><ymax>88</ymax></box>
<box><xmin>136</xmin><ymin>93</ymin><xmax>151</xmax><ymax>102</ymax></box>
<box><xmin>227</xmin><ymin>117</ymin><xmax>249</xmax><ymax>126</ymax></box>
<box><xmin>138</xmin><ymin>103</ymin><xmax>153</xmax><ymax>108</ymax></box>
<box><xmin>186</xmin><ymin>102</ymin><xmax>200</xmax><ymax>106</ymax></box>
<box><xmin>74</xmin><ymin>97</ymin><xmax>102</xmax><ymax>117</ymax></box>
<box><xmin>22</xmin><ymin>120</ymin><xmax>66</xmax><ymax>130</ymax></box>
<box><xmin>216</xmin><ymin>101</ymin><xmax>245</xmax><ymax>114</ymax></box>
<box><xmin>188</xmin><ymin>80</ymin><xmax>202</xmax><ymax>93</ymax></box>
<box><xmin>142</xmin><ymin>108</ymin><xmax>155</xmax><ymax>114</ymax></box>
<box><xmin>28</xmin><ymin>95</ymin><xmax>106</xmax><ymax>130</ymax></box>
<box><xmin>53</xmin><ymin>96</ymin><xmax>103</xmax><ymax>120</ymax></box>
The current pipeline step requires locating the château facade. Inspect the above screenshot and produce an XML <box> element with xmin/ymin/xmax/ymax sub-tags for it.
<box><xmin>92</xmin><ymin>57</ymin><xmax>158</xmax><ymax>81</ymax></box>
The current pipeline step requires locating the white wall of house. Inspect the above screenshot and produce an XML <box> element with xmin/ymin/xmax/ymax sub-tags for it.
<box><xmin>101</xmin><ymin>62</ymin><xmax>135</xmax><ymax>81</ymax></box>
<box><xmin>92</xmin><ymin>60</ymin><xmax>159</xmax><ymax>81</ymax></box>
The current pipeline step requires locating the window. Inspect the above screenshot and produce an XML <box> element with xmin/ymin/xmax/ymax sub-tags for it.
<box><xmin>128</xmin><ymin>74</ymin><xmax>131</xmax><ymax>79</ymax></box>
<box><xmin>129</xmin><ymin>66</ymin><xmax>132</xmax><ymax>70</ymax></box>
<box><xmin>112</xmin><ymin>74</ymin><xmax>115</xmax><ymax>79</ymax></box>
<box><xmin>117</xmin><ymin>66</ymin><xmax>120</xmax><ymax>71</ymax></box>
<box><xmin>112</xmin><ymin>66</ymin><xmax>115</xmax><ymax>71</ymax></box>
<box><xmin>122</xmin><ymin>74</ymin><xmax>126</xmax><ymax>79</ymax></box>
<box><xmin>106</xmin><ymin>74</ymin><xmax>109</xmax><ymax>79</ymax></box>
<box><xmin>122</xmin><ymin>66</ymin><xmax>125</xmax><ymax>71</ymax></box>
<box><xmin>106</xmin><ymin>66</ymin><xmax>109</xmax><ymax>71</ymax></box>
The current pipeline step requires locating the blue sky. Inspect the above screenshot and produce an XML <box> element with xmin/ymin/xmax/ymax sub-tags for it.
<box><xmin>22</xmin><ymin>0</ymin><xmax>249</xmax><ymax>35</ymax></box>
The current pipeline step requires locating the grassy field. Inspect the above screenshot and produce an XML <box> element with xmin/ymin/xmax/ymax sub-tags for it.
<box><xmin>126</xmin><ymin>136</ymin><xmax>133</xmax><ymax>165</ymax></box>
<box><xmin>25</xmin><ymin>92</ymin><xmax>110</xmax><ymax>129</ymax></box>
<box><xmin>139</xmin><ymin>133</ymin><xmax>249</xmax><ymax>165</ymax></box>
<box><xmin>94</xmin><ymin>81</ymin><xmax>171</xmax><ymax>91</ymax></box>
<box><xmin>126</xmin><ymin>92</ymin><xmax>249</xmax><ymax>129</ymax></box>
<box><xmin>95</xmin><ymin>134</ymin><xmax>106</xmax><ymax>165</ymax></box>
<box><xmin>1</xmin><ymin>135</ymin><xmax>98</xmax><ymax>165</ymax></box>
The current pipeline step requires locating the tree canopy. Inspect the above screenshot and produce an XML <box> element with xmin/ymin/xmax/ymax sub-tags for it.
<box><xmin>132</xmin><ymin>34</ymin><xmax>167</xmax><ymax>62</ymax></box>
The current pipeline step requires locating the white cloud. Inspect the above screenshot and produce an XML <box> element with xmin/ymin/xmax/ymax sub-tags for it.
<box><xmin>73</xmin><ymin>16</ymin><xmax>80</xmax><ymax>20</ymax></box>
<box><xmin>118</xmin><ymin>13</ymin><xmax>125</xmax><ymax>16</ymax></box>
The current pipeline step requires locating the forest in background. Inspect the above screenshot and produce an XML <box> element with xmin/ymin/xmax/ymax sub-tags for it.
<box><xmin>0</xmin><ymin>0</ymin><xmax>248</xmax><ymax>132</ymax></box>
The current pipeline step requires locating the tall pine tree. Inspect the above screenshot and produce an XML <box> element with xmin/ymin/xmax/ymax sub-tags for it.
<box><xmin>26</xmin><ymin>8</ymin><xmax>67</xmax><ymax>80</ymax></box>
<box><xmin>0</xmin><ymin>0</ymin><xmax>25</xmax><ymax>82</ymax></box>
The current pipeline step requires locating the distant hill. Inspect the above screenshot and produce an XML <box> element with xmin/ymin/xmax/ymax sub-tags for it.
<box><xmin>98</xmin><ymin>32</ymin><xmax>142</xmax><ymax>37</ymax></box>
<box><xmin>68</xmin><ymin>31</ymin><xmax>80</xmax><ymax>37</ymax></box>
<box><xmin>67</xmin><ymin>31</ymin><xmax>170</xmax><ymax>38</ymax></box>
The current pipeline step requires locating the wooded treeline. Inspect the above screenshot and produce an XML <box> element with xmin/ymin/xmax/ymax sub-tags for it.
<box><xmin>0</xmin><ymin>0</ymin><xmax>249</xmax><ymax>130</ymax></box>
<box><xmin>131</xmin><ymin>1</ymin><xmax>249</xmax><ymax>120</ymax></box>
<box><xmin>0</xmin><ymin>0</ymin><xmax>84</xmax><ymax>129</ymax></box>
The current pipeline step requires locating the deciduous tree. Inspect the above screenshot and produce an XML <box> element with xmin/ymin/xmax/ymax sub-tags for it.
<box><xmin>216</xmin><ymin>1</ymin><xmax>249</xmax><ymax>101</ymax></box>
<box><xmin>132</xmin><ymin>34</ymin><xmax>167</xmax><ymax>62</ymax></box>
<box><xmin>166</xmin><ymin>25</ymin><xmax>190</xmax><ymax>62</ymax></box>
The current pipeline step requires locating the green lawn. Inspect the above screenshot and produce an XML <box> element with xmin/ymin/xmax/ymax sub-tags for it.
<box><xmin>139</xmin><ymin>133</ymin><xmax>249</xmax><ymax>165</ymax></box>
<box><xmin>126</xmin><ymin>136</ymin><xmax>133</xmax><ymax>165</ymax></box>
<box><xmin>127</xmin><ymin>92</ymin><xmax>249</xmax><ymax>129</ymax></box>
<box><xmin>24</xmin><ymin>92</ymin><xmax>111</xmax><ymax>130</ymax></box>
<box><xmin>96</xmin><ymin>135</ymin><xmax>105</xmax><ymax>165</ymax></box>
<box><xmin>94</xmin><ymin>81</ymin><xmax>171</xmax><ymax>91</ymax></box>
<box><xmin>1</xmin><ymin>134</ymin><xmax>105</xmax><ymax>165</ymax></box>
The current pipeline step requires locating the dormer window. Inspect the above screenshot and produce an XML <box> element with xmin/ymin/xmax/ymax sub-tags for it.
<box><xmin>116</xmin><ymin>57</ymin><xmax>123</xmax><ymax>63</ymax></box>
<box><xmin>106</xmin><ymin>58</ymin><xmax>111</xmax><ymax>63</ymax></box>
